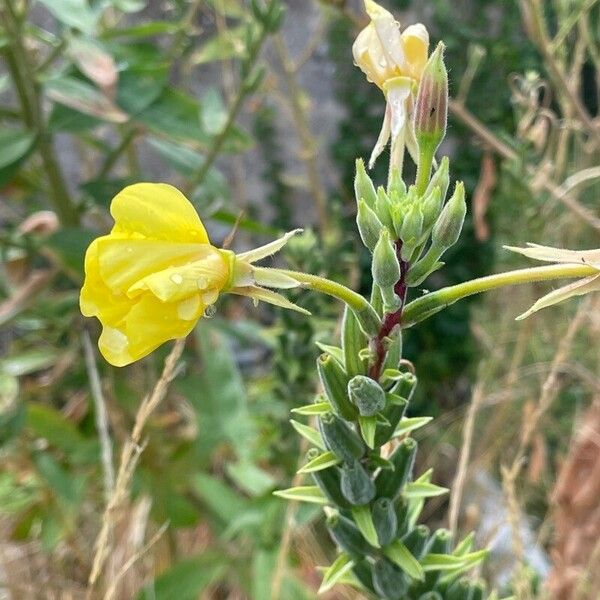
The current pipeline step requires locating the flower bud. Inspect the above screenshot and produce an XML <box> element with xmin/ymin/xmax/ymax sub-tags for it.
<box><xmin>403</xmin><ymin>524</ymin><xmax>430</xmax><ymax>559</ymax></box>
<box><xmin>414</xmin><ymin>42</ymin><xmax>448</xmax><ymax>158</ymax></box>
<box><xmin>425</xmin><ymin>155</ymin><xmax>450</xmax><ymax>201</ymax></box>
<box><xmin>399</xmin><ymin>203</ymin><xmax>424</xmax><ymax>259</ymax></box>
<box><xmin>375</xmin><ymin>437</ymin><xmax>417</xmax><ymax>500</ymax></box>
<box><xmin>431</xmin><ymin>181</ymin><xmax>466</xmax><ymax>250</ymax></box>
<box><xmin>387</xmin><ymin>166</ymin><xmax>407</xmax><ymax>199</ymax></box>
<box><xmin>372</xmin><ymin>559</ymin><xmax>409</xmax><ymax>600</ymax></box>
<box><xmin>340</xmin><ymin>460</ymin><xmax>376</xmax><ymax>505</ymax></box>
<box><xmin>327</xmin><ymin>514</ymin><xmax>375</xmax><ymax>558</ymax></box>
<box><xmin>348</xmin><ymin>375</ymin><xmax>386</xmax><ymax>416</ymax></box>
<box><xmin>372</xmin><ymin>229</ymin><xmax>400</xmax><ymax>289</ymax></box>
<box><xmin>312</xmin><ymin>466</ymin><xmax>351</xmax><ymax>509</ymax></box>
<box><xmin>357</xmin><ymin>198</ymin><xmax>384</xmax><ymax>253</ymax></box>
<box><xmin>319</xmin><ymin>412</ymin><xmax>365</xmax><ymax>463</ymax></box>
<box><xmin>375</xmin><ymin>187</ymin><xmax>394</xmax><ymax>230</ymax></box>
<box><xmin>421</xmin><ymin>186</ymin><xmax>443</xmax><ymax>232</ymax></box>
<box><xmin>354</xmin><ymin>158</ymin><xmax>378</xmax><ymax>209</ymax></box>
<box><xmin>372</xmin><ymin>498</ymin><xmax>398</xmax><ymax>546</ymax></box>
<box><xmin>317</xmin><ymin>354</ymin><xmax>357</xmax><ymax>420</ymax></box>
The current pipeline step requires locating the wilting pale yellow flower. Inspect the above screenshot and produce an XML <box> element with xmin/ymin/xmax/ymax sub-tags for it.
<box><xmin>81</xmin><ymin>183</ymin><xmax>306</xmax><ymax>366</ymax></box>
<box><xmin>506</xmin><ymin>243</ymin><xmax>600</xmax><ymax>319</ymax></box>
<box><xmin>353</xmin><ymin>0</ymin><xmax>428</xmax><ymax>90</ymax></box>
<box><xmin>352</xmin><ymin>0</ymin><xmax>429</xmax><ymax>169</ymax></box>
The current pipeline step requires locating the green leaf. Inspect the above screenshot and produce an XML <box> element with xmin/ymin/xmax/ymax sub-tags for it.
<box><xmin>200</xmin><ymin>87</ymin><xmax>227</xmax><ymax>135</ymax></box>
<box><xmin>146</xmin><ymin>137</ymin><xmax>203</xmax><ymax>176</ymax></box>
<box><xmin>393</xmin><ymin>416</ymin><xmax>433</xmax><ymax>438</ymax></box>
<box><xmin>318</xmin><ymin>553</ymin><xmax>355</xmax><ymax>593</ymax></box>
<box><xmin>36</xmin><ymin>0</ymin><xmax>98</xmax><ymax>34</ymax></box>
<box><xmin>290</xmin><ymin>402</ymin><xmax>331</xmax><ymax>416</ymax></box>
<box><xmin>298</xmin><ymin>450</ymin><xmax>340</xmax><ymax>474</ymax></box>
<box><xmin>45</xmin><ymin>76</ymin><xmax>128</xmax><ymax>123</ymax></box>
<box><xmin>191</xmin><ymin>473</ymin><xmax>249</xmax><ymax>525</ymax></box>
<box><xmin>34</xmin><ymin>453</ymin><xmax>85</xmax><ymax>507</ymax></box>
<box><xmin>273</xmin><ymin>486</ymin><xmax>328</xmax><ymax>505</ymax></box>
<box><xmin>136</xmin><ymin>89</ymin><xmax>207</xmax><ymax>143</ymax></box>
<box><xmin>252</xmin><ymin>548</ymin><xmax>277</xmax><ymax>600</ymax></box>
<box><xmin>383</xmin><ymin>540</ymin><xmax>425</xmax><ymax>581</ymax></box>
<box><xmin>0</xmin><ymin>472</ymin><xmax>40</xmax><ymax>514</ymax></box>
<box><xmin>226</xmin><ymin>461</ymin><xmax>276</xmax><ymax>496</ymax></box>
<box><xmin>117</xmin><ymin>66</ymin><xmax>167</xmax><ymax>115</ymax></box>
<box><xmin>45</xmin><ymin>228</ymin><xmax>97</xmax><ymax>280</ymax></box>
<box><xmin>136</xmin><ymin>555</ymin><xmax>226</xmax><ymax>600</ymax></box>
<box><xmin>358</xmin><ymin>415</ymin><xmax>377</xmax><ymax>449</ymax></box>
<box><xmin>80</xmin><ymin>177</ymin><xmax>136</xmax><ymax>207</ymax></box>
<box><xmin>27</xmin><ymin>403</ymin><xmax>84</xmax><ymax>454</ymax></box>
<box><xmin>403</xmin><ymin>481</ymin><xmax>449</xmax><ymax>499</ymax></box>
<box><xmin>0</xmin><ymin>129</ymin><xmax>36</xmax><ymax>186</ymax></box>
<box><xmin>190</xmin><ymin>25</ymin><xmax>248</xmax><ymax>64</ymax></box>
<box><xmin>0</xmin><ymin>349</ymin><xmax>59</xmax><ymax>376</ymax></box>
<box><xmin>104</xmin><ymin>21</ymin><xmax>178</xmax><ymax>38</ymax></box>
<box><xmin>289</xmin><ymin>420</ymin><xmax>326</xmax><ymax>450</ymax></box>
<box><xmin>350</xmin><ymin>505</ymin><xmax>380</xmax><ymax>548</ymax></box>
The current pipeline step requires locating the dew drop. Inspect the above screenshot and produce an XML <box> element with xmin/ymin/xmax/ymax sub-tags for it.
<box><xmin>196</xmin><ymin>276</ymin><xmax>208</xmax><ymax>289</ymax></box>
<box><xmin>203</xmin><ymin>304</ymin><xmax>216</xmax><ymax>319</ymax></box>
<box><xmin>170</xmin><ymin>273</ymin><xmax>183</xmax><ymax>285</ymax></box>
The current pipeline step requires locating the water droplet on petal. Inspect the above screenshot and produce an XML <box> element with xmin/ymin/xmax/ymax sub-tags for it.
<box><xmin>170</xmin><ymin>273</ymin><xmax>183</xmax><ymax>285</ymax></box>
<box><xmin>197</xmin><ymin>276</ymin><xmax>208</xmax><ymax>289</ymax></box>
<box><xmin>203</xmin><ymin>304</ymin><xmax>216</xmax><ymax>318</ymax></box>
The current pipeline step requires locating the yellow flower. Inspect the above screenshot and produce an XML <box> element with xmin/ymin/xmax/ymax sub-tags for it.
<box><xmin>352</xmin><ymin>0</ymin><xmax>429</xmax><ymax>90</ymax></box>
<box><xmin>506</xmin><ymin>243</ymin><xmax>600</xmax><ymax>319</ymax></box>
<box><xmin>81</xmin><ymin>183</ymin><xmax>306</xmax><ymax>366</ymax></box>
<box><xmin>352</xmin><ymin>0</ymin><xmax>429</xmax><ymax>169</ymax></box>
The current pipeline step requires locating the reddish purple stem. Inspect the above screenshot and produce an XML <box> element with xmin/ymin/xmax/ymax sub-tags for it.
<box><xmin>369</xmin><ymin>240</ymin><xmax>409</xmax><ymax>380</ymax></box>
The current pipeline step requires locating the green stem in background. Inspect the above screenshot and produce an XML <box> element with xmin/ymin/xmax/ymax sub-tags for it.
<box><xmin>402</xmin><ymin>263</ymin><xmax>598</xmax><ymax>327</ymax></box>
<box><xmin>185</xmin><ymin>23</ymin><xmax>271</xmax><ymax>194</ymax></box>
<box><xmin>279</xmin><ymin>269</ymin><xmax>381</xmax><ymax>334</ymax></box>
<box><xmin>2</xmin><ymin>0</ymin><xmax>78</xmax><ymax>226</ymax></box>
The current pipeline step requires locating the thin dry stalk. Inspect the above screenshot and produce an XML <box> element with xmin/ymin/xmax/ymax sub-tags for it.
<box><xmin>87</xmin><ymin>337</ymin><xmax>186</xmax><ymax>598</ymax></box>
<box><xmin>270</xmin><ymin>436</ymin><xmax>309</xmax><ymax>600</ymax></box>
<box><xmin>82</xmin><ymin>329</ymin><xmax>115</xmax><ymax>502</ymax></box>
<box><xmin>273</xmin><ymin>32</ymin><xmax>330</xmax><ymax>235</ymax></box>
<box><xmin>501</xmin><ymin>297</ymin><xmax>593</xmax><ymax>596</ymax></box>
<box><xmin>449</xmin><ymin>381</ymin><xmax>485</xmax><ymax>536</ymax></box>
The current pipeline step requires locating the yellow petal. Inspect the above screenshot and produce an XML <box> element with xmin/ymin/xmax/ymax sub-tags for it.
<box><xmin>98</xmin><ymin>293</ymin><xmax>204</xmax><ymax>367</ymax></box>
<box><xmin>97</xmin><ymin>238</ymin><xmax>209</xmax><ymax>295</ymax></box>
<box><xmin>401</xmin><ymin>24</ymin><xmax>429</xmax><ymax>80</ymax></box>
<box><xmin>353</xmin><ymin>24</ymin><xmax>391</xmax><ymax>89</ymax></box>
<box><xmin>128</xmin><ymin>247</ymin><xmax>229</xmax><ymax>302</ymax></box>
<box><xmin>110</xmin><ymin>183</ymin><xmax>209</xmax><ymax>243</ymax></box>
<box><xmin>505</xmin><ymin>244</ymin><xmax>600</xmax><ymax>269</ymax></box>
<box><xmin>80</xmin><ymin>236</ymin><xmax>130</xmax><ymax>324</ymax></box>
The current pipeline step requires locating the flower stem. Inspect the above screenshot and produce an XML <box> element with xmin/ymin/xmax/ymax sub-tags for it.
<box><xmin>402</xmin><ymin>263</ymin><xmax>599</xmax><ymax>327</ymax></box>
<box><xmin>279</xmin><ymin>269</ymin><xmax>380</xmax><ymax>334</ymax></box>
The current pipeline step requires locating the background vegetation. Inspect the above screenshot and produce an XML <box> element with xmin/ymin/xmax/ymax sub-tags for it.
<box><xmin>0</xmin><ymin>0</ymin><xmax>598</xmax><ymax>598</ymax></box>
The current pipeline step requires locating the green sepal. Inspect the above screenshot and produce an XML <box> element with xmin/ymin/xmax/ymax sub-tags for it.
<box><xmin>351</xmin><ymin>504</ymin><xmax>380</xmax><ymax>548</ymax></box>
<box><xmin>319</xmin><ymin>413</ymin><xmax>365</xmax><ymax>463</ymax></box>
<box><xmin>290</xmin><ymin>419</ymin><xmax>326</xmax><ymax>450</ymax></box>
<box><xmin>340</xmin><ymin>460</ymin><xmax>376</xmax><ymax>505</ymax></box>
<box><xmin>375</xmin><ymin>438</ymin><xmax>417</xmax><ymax>500</ymax></box>
<box><xmin>382</xmin><ymin>540</ymin><xmax>425</xmax><ymax>581</ymax></box>
<box><xmin>298</xmin><ymin>450</ymin><xmax>341</xmax><ymax>474</ymax></box>
<box><xmin>358</xmin><ymin>415</ymin><xmax>378</xmax><ymax>449</ymax></box>
<box><xmin>290</xmin><ymin>400</ymin><xmax>331</xmax><ymax>416</ymax></box>
<box><xmin>317</xmin><ymin>354</ymin><xmax>357</xmax><ymax>420</ymax></box>
<box><xmin>318</xmin><ymin>552</ymin><xmax>355</xmax><ymax>594</ymax></box>
<box><xmin>372</xmin><ymin>497</ymin><xmax>397</xmax><ymax>546</ymax></box>
<box><xmin>273</xmin><ymin>485</ymin><xmax>327</xmax><ymax>504</ymax></box>
<box><xmin>393</xmin><ymin>416</ymin><xmax>433</xmax><ymax>438</ymax></box>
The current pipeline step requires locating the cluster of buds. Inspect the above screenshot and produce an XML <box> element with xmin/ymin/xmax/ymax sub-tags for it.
<box><xmin>276</xmin><ymin>3</ymin><xmax>505</xmax><ymax>598</ymax></box>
